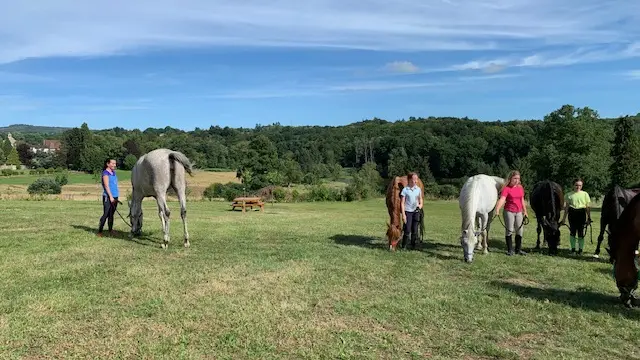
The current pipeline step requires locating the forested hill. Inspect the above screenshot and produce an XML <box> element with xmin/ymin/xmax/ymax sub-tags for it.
<box><xmin>2</xmin><ymin>105</ymin><xmax>639</xmax><ymax>198</ymax></box>
<box><xmin>0</xmin><ymin>124</ymin><xmax>69</xmax><ymax>134</ymax></box>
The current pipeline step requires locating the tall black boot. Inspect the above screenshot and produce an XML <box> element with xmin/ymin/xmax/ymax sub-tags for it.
<box><xmin>410</xmin><ymin>233</ymin><xmax>418</xmax><ymax>250</ymax></box>
<box><xmin>505</xmin><ymin>235</ymin><xmax>513</xmax><ymax>255</ymax></box>
<box><xmin>401</xmin><ymin>233</ymin><xmax>410</xmax><ymax>249</ymax></box>
<box><xmin>515</xmin><ymin>235</ymin><xmax>527</xmax><ymax>255</ymax></box>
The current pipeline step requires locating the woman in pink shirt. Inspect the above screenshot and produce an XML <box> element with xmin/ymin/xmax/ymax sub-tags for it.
<box><xmin>494</xmin><ymin>170</ymin><xmax>529</xmax><ymax>256</ymax></box>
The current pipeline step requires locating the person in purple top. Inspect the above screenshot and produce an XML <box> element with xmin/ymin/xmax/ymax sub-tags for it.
<box><xmin>97</xmin><ymin>158</ymin><xmax>120</xmax><ymax>236</ymax></box>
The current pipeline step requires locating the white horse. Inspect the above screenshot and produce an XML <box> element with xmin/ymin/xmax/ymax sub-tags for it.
<box><xmin>459</xmin><ymin>174</ymin><xmax>505</xmax><ymax>262</ymax></box>
<box><xmin>128</xmin><ymin>148</ymin><xmax>194</xmax><ymax>249</ymax></box>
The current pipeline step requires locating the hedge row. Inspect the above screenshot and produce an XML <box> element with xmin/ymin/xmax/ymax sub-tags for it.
<box><xmin>203</xmin><ymin>182</ymin><xmax>461</xmax><ymax>203</ymax></box>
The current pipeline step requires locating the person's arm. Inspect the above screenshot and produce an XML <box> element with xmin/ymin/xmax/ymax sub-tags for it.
<box><xmin>102</xmin><ymin>174</ymin><xmax>114</xmax><ymax>203</ymax></box>
<box><xmin>586</xmin><ymin>193</ymin><xmax>592</xmax><ymax>222</ymax></box>
<box><xmin>561</xmin><ymin>199</ymin><xmax>568</xmax><ymax>224</ymax></box>
<box><xmin>494</xmin><ymin>195</ymin><xmax>506</xmax><ymax>215</ymax></box>
<box><xmin>521</xmin><ymin>196</ymin><xmax>528</xmax><ymax>217</ymax></box>
<box><xmin>418</xmin><ymin>188</ymin><xmax>423</xmax><ymax>209</ymax></box>
<box><xmin>400</xmin><ymin>188</ymin><xmax>407</xmax><ymax>222</ymax></box>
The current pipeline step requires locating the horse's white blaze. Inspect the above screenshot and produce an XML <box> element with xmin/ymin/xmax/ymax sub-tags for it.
<box><xmin>458</xmin><ymin>174</ymin><xmax>505</xmax><ymax>262</ymax></box>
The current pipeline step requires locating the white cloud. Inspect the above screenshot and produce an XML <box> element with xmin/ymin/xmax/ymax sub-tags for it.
<box><xmin>451</xmin><ymin>42</ymin><xmax>640</xmax><ymax>71</ymax></box>
<box><xmin>0</xmin><ymin>0</ymin><xmax>638</xmax><ymax>63</ymax></box>
<box><xmin>627</xmin><ymin>70</ymin><xmax>640</xmax><ymax>79</ymax></box>
<box><xmin>384</xmin><ymin>61</ymin><xmax>420</xmax><ymax>73</ymax></box>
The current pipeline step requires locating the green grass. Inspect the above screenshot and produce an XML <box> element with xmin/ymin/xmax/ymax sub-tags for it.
<box><xmin>0</xmin><ymin>199</ymin><xmax>638</xmax><ymax>359</ymax></box>
<box><xmin>0</xmin><ymin>170</ymin><xmax>132</xmax><ymax>186</ymax></box>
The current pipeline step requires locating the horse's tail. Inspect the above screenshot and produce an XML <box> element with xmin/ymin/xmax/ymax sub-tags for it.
<box><xmin>549</xmin><ymin>181</ymin><xmax>556</xmax><ymax>221</ymax></box>
<box><xmin>169</xmin><ymin>151</ymin><xmax>194</xmax><ymax>177</ymax></box>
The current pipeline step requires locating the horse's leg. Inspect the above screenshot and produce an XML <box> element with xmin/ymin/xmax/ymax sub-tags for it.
<box><xmin>156</xmin><ymin>194</ymin><xmax>171</xmax><ymax>249</ymax></box>
<box><xmin>176</xmin><ymin>185</ymin><xmax>190</xmax><ymax>247</ymax></box>
<box><xmin>535</xmin><ymin>217</ymin><xmax>542</xmax><ymax>250</ymax></box>
<box><xmin>475</xmin><ymin>213</ymin><xmax>483</xmax><ymax>251</ymax></box>
<box><xmin>594</xmin><ymin>217</ymin><xmax>607</xmax><ymax>258</ymax></box>
<box><xmin>479</xmin><ymin>213</ymin><xmax>489</xmax><ymax>254</ymax></box>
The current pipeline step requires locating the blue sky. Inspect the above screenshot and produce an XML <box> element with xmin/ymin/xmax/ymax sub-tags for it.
<box><xmin>0</xmin><ymin>0</ymin><xmax>639</xmax><ymax>130</ymax></box>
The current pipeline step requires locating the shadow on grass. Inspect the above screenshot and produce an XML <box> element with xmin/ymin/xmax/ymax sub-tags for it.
<box><xmin>491</xmin><ymin>280</ymin><xmax>640</xmax><ymax>318</ymax></box>
<box><xmin>330</xmin><ymin>234</ymin><xmax>386</xmax><ymax>250</ymax></box>
<box><xmin>329</xmin><ymin>235</ymin><xmax>461</xmax><ymax>260</ymax></box>
<box><xmin>71</xmin><ymin>224</ymin><xmax>160</xmax><ymax>247</ymax></box>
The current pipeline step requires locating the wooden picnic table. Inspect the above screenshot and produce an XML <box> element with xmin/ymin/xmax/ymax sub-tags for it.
<box><xmin>231</xmin><ymin>196</ymin><xmax>264</xmax><ymax>212</ymax></box>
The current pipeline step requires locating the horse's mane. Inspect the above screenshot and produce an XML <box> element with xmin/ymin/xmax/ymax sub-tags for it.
<box><xmin>459</xmin><ymin>176</ymin><xmax>478</xmax><ymax>231</ymax></box>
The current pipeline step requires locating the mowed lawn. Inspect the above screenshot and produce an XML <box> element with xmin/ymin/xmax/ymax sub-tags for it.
<box><xmin>0</xmin><ymin>199</ymin><xmax>639</xmax><ymax>359</ymax></box>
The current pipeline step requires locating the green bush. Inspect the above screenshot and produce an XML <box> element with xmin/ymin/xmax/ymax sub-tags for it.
<box><xmin>27</xmin><ymin>178</ymin><xmax>62</xmax><ymax>195</ymax></box>
<box><xmin>438</xmin><ymin>184</ymin><xmax>458</xmax><ymax>200</ymax></box>
<box><xmin>308</xmin><ymin>185</ymin><xmax>331</xmax><ymax>202</ymax></box>
<box><xmin>203</xmin><ymin>183</ymin><xmax>225</xmax><ymax>200</ymax></box>
<box><xmin>272</xmin><ymin>187</ymin><xmax>286</xmax><ymax>202</ymax></box>
<box><xmin>55</xmin><ymin>172</ymin><xmax>69</xmax><ymax>186</ymax></box>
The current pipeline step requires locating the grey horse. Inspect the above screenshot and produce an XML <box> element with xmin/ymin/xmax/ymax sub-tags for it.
<box><xmin>128</xmin><ymin>148</ymin><xmax>194</xmax><ymax>249</ymax></box>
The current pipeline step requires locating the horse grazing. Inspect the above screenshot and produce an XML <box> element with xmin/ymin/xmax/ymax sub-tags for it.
<box><xmin>385</xmin><ymin>175</ymin><xmax>425</xmax><ymax>251</ymax></box>
<box><xmin>128</xmin><ymin>148</ymin><xmax>194</xmax><ymax>249</ymax></box>
<box><xmin>594</xmin><ymin>185</ymin><xmax>640</xmax><ymax>259</ymax></box>
<box><xmin>530</xmin><ymin>180</ymin><xmax>564</xmax><ymax>255</ymax></box>
<box><xmin>607</xmin><ymin>191</ymin><xmax>640</xmax><ymax>307</ymax></box>
<box><xmin>458</xmin><ymin>174</ymin><xmax>505</xmax><ymax>262</ymax></box>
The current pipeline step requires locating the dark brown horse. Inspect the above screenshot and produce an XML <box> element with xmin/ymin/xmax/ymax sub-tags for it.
<box><xmin>607</xmin><ymin>191</ymin><xmax>640</xmax><ymax>307</ymax></box>
<box><xmin>386</xmin><ymin>175</ymin><xmax>425</xmax><ymax>251</ymax></box>
<box><xmin>594</xmin><ymin>185</ymin><xmax>640</xmax><ymax>259</ymax></box>
<box><xmin>530</xmin><ymin>180</ymin><xmax>564</xmax><ymax>255</ymax></box>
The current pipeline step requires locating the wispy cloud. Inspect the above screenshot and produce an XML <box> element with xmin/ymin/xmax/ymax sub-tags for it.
<box><xmin>452</xmin><ymin>42</ymin><xmax>640</xmax><ymax>72</ymax></box>
<box><xmin>626</xmin><ymin>70</ymin><xmax>640</xmax><ymax>79</ymax></box>
<box><xmin>383</xmin><ymin>61</ymin><xmax>420</xmax><ymax>74</ymax></box>
<box><xmin>0</xmin><ymin>0</ymin><xmax>638</xmax><ymax>63</ymax></box>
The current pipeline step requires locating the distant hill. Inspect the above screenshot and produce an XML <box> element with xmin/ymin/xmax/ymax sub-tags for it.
<box><xmin>0</xmin><ymin>124</ymin><xmax>70</xmax><ymax>134</ymax></box>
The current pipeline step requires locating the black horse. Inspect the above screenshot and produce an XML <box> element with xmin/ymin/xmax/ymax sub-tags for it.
<box><xmin>530</xmin><ymin>180</ymin><xmax>564</xmax><ymax>255</ymax></box>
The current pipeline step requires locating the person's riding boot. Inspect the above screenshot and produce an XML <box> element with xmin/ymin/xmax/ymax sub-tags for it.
<box><xmin>410</xmin><ymin>233</ymin><xmax>418</xmax><ymax>250</ymax></box>
<box><xmin>401</xmin><ymin>233</ymin><xmax>410</xmax><ymax>249</ymax></box>
<box><xmin>515</xmin><ymin>235</ymin><xmax>527</xmax><ymax>255</ymax></box>
<box><xmin>505</xmin><ymin>235</ymin><xmax>513</xmax><ymax>255</ymax></box>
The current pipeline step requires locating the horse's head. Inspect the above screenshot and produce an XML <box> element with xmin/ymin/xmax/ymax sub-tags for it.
<box><xmin>386</xmin><ymin>223</ymin><xmax>402</xmax><ymax>251</ymax></box>
<box><xmin>460</xmin><ymin>229</ymin><xmax>477</xmax><ymax>263</ymax></box>
<box><xmin>128</xmin><ymin>199</ymin><xmax>143</xmax><ymax>236</ymax></box>
<box><xmin>542</xmin><ymin>216</ymin><xmax>561</xmax><ymax>252</ymax></box>
<box><xmin>613</xmin><ymin>252</ymin><xmax>640</xmax><ymax>307</ymax></box>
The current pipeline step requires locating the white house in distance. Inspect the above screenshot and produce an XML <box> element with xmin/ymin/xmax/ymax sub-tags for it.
<box><xmin>30</xmin><ymin>139</ymin><xmax>61</xmax><ymax>154</ymax></box>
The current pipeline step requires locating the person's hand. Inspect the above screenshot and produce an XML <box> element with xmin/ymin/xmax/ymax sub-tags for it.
<box><xmin>402</xmin><ymin>213</ymin><xmax>407</xmax><ymax>223</ymax></box>
<box><xmin>587</xmin><ymin>217</ymin><xmax>593</xmax><ymax>224</ymax></box>
<box><xmin>109</xmin><ymin>196</ymin><xmax>115</xmax><ymax>203</ymax></box>
<box><xmin>418</xmin><ymin>203</ymin><xmax>423</xmax><ymax>209</ymax></box>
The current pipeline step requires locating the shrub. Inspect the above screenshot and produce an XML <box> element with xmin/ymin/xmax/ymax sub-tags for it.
<box><xmin>308</xmin><ymin>185</ymin><xmax>331</xmax><ymax>202</ymax></box>
<box><xmin>203</xmin><ymin>183</ymin><xmax>225</xmax><ymax>200</ymax></box>
<box><xmin>27</xmin><ymin>178</ymin><xmax>62</xmax><ymax>195</ymax></box>
<box><xmin>438</xmin><ymin>184</ymin><xmax>458</xmax><ymax>200</ymax></box>
<box><xmin>55</xmin><ymin>172</ymin><xmax>69</xmax><ymax>186</ymax></box>
<box><xmin>272</xmin><ymin>187</ymin><xmax>286</xmax><ymax>202</ymax></box>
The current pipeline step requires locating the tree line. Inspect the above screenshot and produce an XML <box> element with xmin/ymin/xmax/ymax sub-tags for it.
<box><xmin>1</xmin><ymin>104</ymin><xmax>639</xmax><ymax>200</ymax></box>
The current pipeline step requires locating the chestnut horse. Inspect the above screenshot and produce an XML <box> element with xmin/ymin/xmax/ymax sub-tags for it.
<box><xmin>607</xmin><ymin>191</ymin><xmax>640</xmax><ymax>308</ymax></box>
<box><xmin>386</xmin><ymin>175</ymin><xmax>425</xmax><ymax>251</ymax></box>
<box><xmin>594</xmin><ymin>185</ymin><xmax>640</xmax><ymax>259</ymax></box>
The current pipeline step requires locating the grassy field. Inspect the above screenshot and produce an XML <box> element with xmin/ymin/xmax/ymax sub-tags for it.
<box><xmin>0</xmin><ymin>170</ymin><xmax>239</xmax><ymax>200</ymax></box>
<box><xmin>0</xmin><ymin>199</ymin><xmax>638</xmax><ymax>359</ymax></box>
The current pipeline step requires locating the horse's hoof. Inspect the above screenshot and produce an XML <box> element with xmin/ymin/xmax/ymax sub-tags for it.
<box><xmin>483</xmin><ymin>249</ymin><xmax>489</xmax><ymax>255</ymax></box>
<box><xmin>184</xmin><ymin>241</ymin><xmax>190</xmax><ymax>248</ymax></box>
<box><xmin>161</xmin><ymin>243</ymin><xmax>168</xmax><ymax>250</ymax></box>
